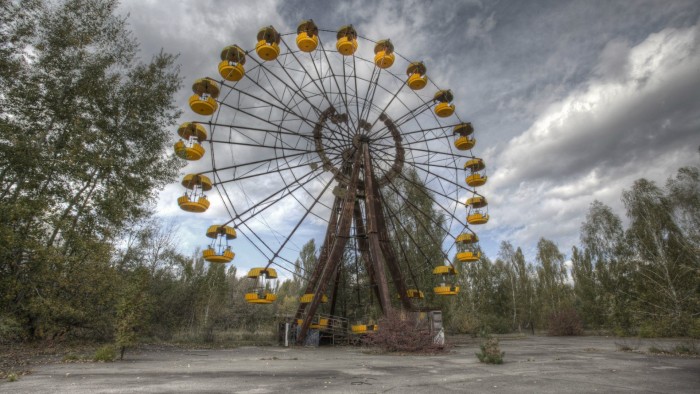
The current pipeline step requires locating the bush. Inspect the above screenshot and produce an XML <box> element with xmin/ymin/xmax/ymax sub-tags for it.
<box><xmin>6</xmin><ymin>372</ymin><xmax>18</xmax><ymax>382</ymax></box>
<box><xmin>476</xmin><ymin>335</ymin><xmax>505</xmax><ymax>364</ymax></box>
<box><xmin>363</xmin><ymin>314</ymin><xmax>443</xmax><ymax>353</ymax></box>
<box><xmin>93</xmin><ymin>345</ymin><xmax>116</xmax><ymax>362</ymax></box>
<box><xmin>0</xmin><ymin>316</ymin><xmax>25</xmax><ymax>344</ymax></box>
<box><xmin>547</xmin><ymin>308</ymin><xmax>583</xmax><ymax>336</ymax></box>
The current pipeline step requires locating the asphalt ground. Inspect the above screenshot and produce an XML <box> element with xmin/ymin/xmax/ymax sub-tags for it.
<box><xmin>2</xmin><ymin>336</ymin><xmax>698</xmax><ymax>393</ymax></box>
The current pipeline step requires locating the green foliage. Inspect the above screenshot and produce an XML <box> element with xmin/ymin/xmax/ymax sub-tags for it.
<box><xmin>115</xmin><ymin>267</ymin><xmax>150</xmax><ymax>359</ymax></box>
<box><xmin>0</xmin><ymin>0</ymin><xmax>181</xmax><ymax>340</ymax></box>
<box><xmin>0</xmin><ymin>315</ymin><xmax>25</xmax><ymax>343</ymax></box>
<box><xmin>6</xmin><ymin>372</ymin><xmax>18</xmax><ymax>382</ymax></box>
<box><xmin>476</xmin><ymin>335</ymin><xmax>505</xmax><ymax>364</ymax></box>
<box><xmin>93</xmin><ymin>345</ymin><xmax>116</xmax><ymax>362</ymax></box>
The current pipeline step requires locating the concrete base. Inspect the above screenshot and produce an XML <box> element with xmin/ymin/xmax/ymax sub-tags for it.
<box><xmin>5</xmin><ymin>336</ymin><xmax>699</xmax><ymax>393</ymax></box>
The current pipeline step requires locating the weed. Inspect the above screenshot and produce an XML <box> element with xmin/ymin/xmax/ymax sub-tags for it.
<box><xmin>63</xmin><ymin>353</ymin><xmax>81</xmax><ymax>362</ymax></box>
<box><xmin>647</xmin><ymin>346</ymin><xmax>663</xmax><ymax>354</ymax></box>
<box><xmin>6</xmin><ymin>372</ymin><xmax>18</xmax><ymax>382</ymax></box>
<box><xmin>93</xmin><ymin>345</ymin><xmax>116</xmax><ymax>362</ymax></box>
<box><xmin>476</xmin><ymin>335</ymin><xmax>505</xmax><ymax>364</ymax></box>
<box><xmin>673</xmin><ymin>343</ymin><xmax>698</xmax><ymax>355</ymax></box>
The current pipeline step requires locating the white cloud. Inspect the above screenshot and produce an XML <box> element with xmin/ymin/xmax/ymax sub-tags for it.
<box><xmin>483</xmin><ymin>23</ymin><xmax>700</xmax><ymax>258</ymax></box>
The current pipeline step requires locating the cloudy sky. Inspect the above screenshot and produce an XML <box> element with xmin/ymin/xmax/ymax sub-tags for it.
<box><xmin>118</xmin><ymin>0</ymin><xmax>700</xmax><ymax>271</ymax></box>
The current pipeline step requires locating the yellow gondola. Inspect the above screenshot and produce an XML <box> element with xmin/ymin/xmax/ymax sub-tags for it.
<box><xmin>247</xmin><ymin>267</ymin><xmax>277</xmax><ymax>279</ymax></box>
<box><xmin>351</xmin><ymin>323</ymin><xmax>378</xmax><ymax>334</ymax></box>
<box><xmin>178</xmin><ymin>122</ymin><xmax>208</xmax><ymax>141</ymax></box>
<box><xmin>174</xmin><ymin>122</ymin><xmax>208</xmax><ymax>161</ymax></box>
<box><xmin>218</xmin><ymin>45</ymin><xmax>246</xmax><ymax>81</ymax></box>
<box><xmin>205</xmin><ymin>225</ymin><xmax>237</xmax><ymax>240</ymax></box>
<box><xmin>189</xmin><ymin>78</ymin><xmax>220</xmax><ymax>116</ymax></box>
<box><xmin>432</xmin><ymin>265</ymin><xmax>457</xmax><ymax>276</ymax></box>
<box><xmin>456</xmin><ymin>251</ymin><xmax>481</xmax><ymax>262</ymax></box>
<box><xmin>310</xmin><ymin>318</ymin><xmax>329</xmax><ymax>329</ymax></box>
<box><xmin>433</xmin><ymin>265</ymin><xmax>459</xmax><ymax>296</ymax></box>
<box><xmin>181</xmin><ymin>174</ymin><xmax>213</xmax><ymax>190</ymax></box>
<box><xmin>244</xmin><ymin>292</ymin><xmax>277</xmax><ymax>304</ymax></box>
<box><xmin>299</xmin><ymin>293</ymin><xmax>329</xmax><ymax>303</ymax></box>
<box><xmin>202</xmin><ymin>247</ymin><xmax>234</xmax><ymax>263</ymax></box>
<box><xmin>464</xmin><ymin>158</ymin><xmax>486</xmax><ymax>172</ymax></box>
<box><xmin>433</xmin><ymin>285</ymin><xmax>460</xmax><ymax>295</ymax></box>
<box><xmin>177</xmin><ymin>195</ymin><xmax>210</xmax><ymax>213</ymax></box>
<box><xmin>245</xmin><ymin>267</ymin><xmax>277</xmax><ymax>304</ymax></box>
<box><xmin>178</xmin><ymin>174</ymin><xmax>213</xmax><ymax>213</ymax></box>
<box><xmin>296</xmin><ymin>20</ymin><xmax>319</xmax><ymax>52</ymax></box>
<box><xmin>374</xmin><ymin>40</ymin><xmax>395</xmax><ymax>69</ymax></box>
<box><xmin>397</xmin><ymin>289</ymin><xmax>424</xmax><ymax>299</ymax></box>
<box><xmin>467</xmin><ymin>212</ymin><xmax>490</xmax><ymax>225</ymax></box>
<box><xmin>174</xmin><ymin>140</ymin><xmax>205</xmax><ymax>161</ymax></box>
<box><xmin>336</xmin><ymin>25</ymin><xmax>358</xmax><ymax>56</ymax></box>
<box><xmin>466</xmin><ymin>196</ymin><xmax>488</xmax><ymax>208</ymax></box>
<box><xmin>453</xmin><ymin>122</ymin><xmax>475</xmax><ymax>150</ymax></box>
<box><xmin>202</xmin><ymin>224</ymin><xmax>237</xmax><ymax>263</ymax></box>
<box><xmin>466</xmin><ymin>173</ymin><xmax>488</xmax><ymax>187</ymax></box>
<box><xmin>406</xmin><ymin>62</ymin><xmax>428</xmax><ymax>90</ymax></box>
<box><xmin>256</xmin><ymin>26</ymin><xmax>281</xmax><ymax>61</ymax></box>
<box><xmin>433</xmin><ymin>90</ymin><xmax>455</xmax><ymax>117</ymax></box>
<box><xmin>456</xmin><ymin>233</ymin><xmax>479</xmax><ymax>244</ymax></box>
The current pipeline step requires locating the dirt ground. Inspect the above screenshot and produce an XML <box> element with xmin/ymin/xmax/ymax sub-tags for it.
<box><xmin>1</xmin><ymin>336</ymin><xmax>698</xmax><ymax>393</ymax></box>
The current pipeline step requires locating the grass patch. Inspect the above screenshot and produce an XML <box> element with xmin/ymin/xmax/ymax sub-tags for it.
<box><xmin>62</xmin><ymin>353</ymin><xmax>82</xmax><ymax>362</ymax></box>
<box><xmin>93</xmin><ymin>345</ymin><xmax>116</xmax><ymax>362</ymax></box>
<box><xmin>648</xmin><ymin>346</ymin><xmax>663</xmax><ymax>354</ymax></box>
<box><xmin>6</xmin><ymin>372</ymin><xmax>18</xmax><ymax>382</ymax></box>
<box><xmin>646</xmin><ymin>342</ymin><xmax>698</xmax><ymax>356</ymax></box>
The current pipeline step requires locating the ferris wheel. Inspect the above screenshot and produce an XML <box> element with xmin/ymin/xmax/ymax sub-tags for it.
<box><xmin>175</xmin><ymin>21</ymin><xmax>489</xmax><ymax>343</ymax></box>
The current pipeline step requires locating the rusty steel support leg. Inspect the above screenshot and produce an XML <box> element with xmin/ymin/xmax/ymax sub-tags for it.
<box><xmin>328</xmin><ymin>264</ymin><xmax>341</xmax><ymax>317</ymax></box>
<box><xmin>294</xmin><ymin>194</ymin><xmax>342</xmax><ymax>320</ymax></box>
<box><xmin>296</xmin><ymin>150</ymin><xmax>362</xmax><ymax>345</ymax></box>
<box><xmin>362</xmin><ymin>143</ymin><xmax>393</xmax><ymax>317</ymax></box>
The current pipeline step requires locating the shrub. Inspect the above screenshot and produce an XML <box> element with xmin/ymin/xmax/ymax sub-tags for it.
<box><xmin>0</xmin><ymin>316</ymin><xmax>25</xmax><ymax>344</ymax></box>
<box><xmin>63</xmin><ymin>353</ymin><xmax>81</xmax><ymax>362</ymax></box>
<box><xmin>363</xmin><ymin>314</ymin><xmax>443</xmax><ymax>353</ymax></box>
<box><xmin>6</xmin><ymin>372</ymin><xmax>18</xmax><ymax>382</ymax></box>
<box><xmin>93</xmin><ymin>345</ymin><xmax>116</xmax><ymax>362</ymax></box>
<box><xmin>673</xmin><ymin>343</ymin><xmax>698</xmax><ymax>355</ymax></box>
<box><xmin>547</xmin><ymin>307</ymin><xmax>583</xmax><ymax>336</ymax></box>
<box><xmin>648</xmin><ymin>346</ymin><xmax>663</xmax><ymax>354</ymax></box>
<box><xmin>476</xmin><ymin>335</ymin><xmax>505</xmax><ymax>364</ymax></box>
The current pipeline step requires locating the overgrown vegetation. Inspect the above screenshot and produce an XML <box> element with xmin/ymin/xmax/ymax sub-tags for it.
<box><xmin>547</xmin><ymin>307</ymin><xmax>584</xmax><ymax>336</ymax></box>
<box><xmin>93</xmin><ymin>345</ymin><xmax>116</xmax><ymax>362</ymax></box>
<box><xmin>476</xmin><ymin>334</ymin><xmax>505</xmax><ymax>364</ymax></box>
<box><xmin>362</xmin><ymin>313</ymin><xmax>444</xmax><ymax>353</ymax></box>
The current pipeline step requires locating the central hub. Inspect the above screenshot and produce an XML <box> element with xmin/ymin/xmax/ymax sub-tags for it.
<box><xmin>352</xmin><ymin>132</ymin><xmax>372</xmax><ymax>148</ymax></box>
<box><xmin>313</xmin><ymin>106</ymin><xmax>404</xmax><ymax>187</ymax></box>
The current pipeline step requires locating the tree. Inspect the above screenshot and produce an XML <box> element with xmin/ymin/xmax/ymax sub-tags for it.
<box><xmin>115</xmin><ymin>267</ymin><xmax>150</xmax><ymax>360</ymax></box>
<box><xmin>623</xmin><ymin>177</ymin><xmax>697</xmax><ymax>335</ymax></box>
<box><xmin>534</xmin><ymin>238</ymin><xmax>571</xmax><ymax>326</ymax></box>
<box><xmin>497</xmin><ymin>241</ymin><xmax>533</xmax><ymax>332</ymax></box>
<box><xmin>0</xmin><ymin>0</ymin><xmax>182</xmax><ymax>339</ymax></box>
<box><xmin>576</xmin><ymin>200</ymin><xmax>632</xmax><ymax>330</ymax></box>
